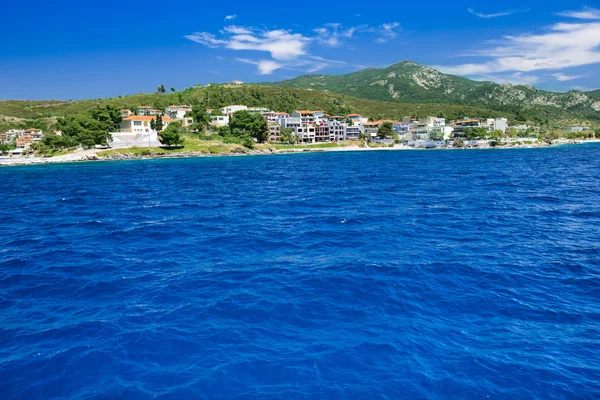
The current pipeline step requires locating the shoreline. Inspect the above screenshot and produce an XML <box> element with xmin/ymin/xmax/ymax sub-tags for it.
<box><xmin>1</xmin><ymin>140</ymin><xmax>598</xmax><ymax>168</ymax></box>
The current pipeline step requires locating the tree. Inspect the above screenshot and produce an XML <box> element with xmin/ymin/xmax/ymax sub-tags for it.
<box><xmin>229</xmin><ymin>110</ymin><xmax>268</xmax><ymax>143</ymax></box>
<box><xmin>488</xmin><ymin>129</ymin><xmax>504</xmax><ymax>140</ymax></box>
<box><xmin>187</xmin><ymin>108</ymin><xmax>212</xmax><ymax>131</ymax></box>
<box><xmin>157</xmin><ymin>84</ymin><xmax>166</xmax><ymax>94</ymax></box>
<box><xmin>377</xmin><ymin>122</ymin><xmax>393</xmax><ymax>139</ymax></box>
<box><xmin>158</xmin><ymin>122</ymin><xmax>185</xmax><ymax>147</ymax></box>
<box><xmin>216</xmin><ymin>125</ymin><xmax>230</xmax><ymax>137</ymax></box>
<box><xmin>280</xmin><ymin>127</ymin><xmax>296</xmax><ymax>144</ymax></box>
<box><xmin>170</xmin><ymin>87</ymin><xmax>176</xmax><ymax>92</ymax></box>
<box><xmin>155</xmin><ymin>114</ymin><xmax>164</xmax><ymax>132</ymax></box>
<box><xmin>429</xmin><ymin>129</ymin><xmax>444</xmax><ymax>141</ymax></box>
<box><xmin>506</xmin><ymin>128</ymin><xmax>518</xmax><ymax>138</ymax></box>
<box><xmin>55</xmin><ymin>109</ymin><xmax>115</xmax><ymax>148</ymax></box>
<box><xmin>0</xmin><ymin>142</ymin><xmax>16</xmax><ymax>155</ymax></box>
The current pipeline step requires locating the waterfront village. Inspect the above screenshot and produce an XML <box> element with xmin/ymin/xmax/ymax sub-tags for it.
<box><xmin>1</xmin><ymin>99</ymin><xmax>595</xmax><ymax>158</ymax></box>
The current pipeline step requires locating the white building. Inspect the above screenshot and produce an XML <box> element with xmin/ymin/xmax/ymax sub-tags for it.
<box><xmin>136</xmin><ymin>106</ymin><xmax>153</xmax><ymax>116</ymax></box>
<box><xmin>119</xmin><ymin>115</ymin><xmax>173</xmax><ymax>133</ymax></box>
<box><xmin>248</xmin><ymin>107</ymin><xmax>270</xmax><ymax>114</ymax></box>
<box><xmin>166</xmin><ymin>105</ymin><xmax>192</xmax><ymax>120</ymax></box>
<box><xmin>220</xmin><ymin>105</ymin><xmax>248</xmax><ymax>115</ymax></box>
<box><xmin>232</xmin><ymin>80</ymin><xmax>244</xmax><ymax>85</ymax></box>
<box><xmin>210</xmin><ymin>115</ymin><xmax>230</xmax><ymax>127</ymax></box>
<box><xmin>120</xmin><ymin>109</ymin><xmax>133</xmax><ymax>118</ymax></box>
<box><xmin>346</xmin><ymin>113</ymin><xmax>369</xmax><ymax>126</ymax></box>
<box><xmin>487</xmin><ymin>118</ymin><xmax>508</xmax><ymax>132</ymax></box>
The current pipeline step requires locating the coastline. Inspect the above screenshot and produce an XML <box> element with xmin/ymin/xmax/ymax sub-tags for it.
<box><xmin>1</xmin><ymin>139</ymin><xmax>598</xmax><ymax>168</ymax></box>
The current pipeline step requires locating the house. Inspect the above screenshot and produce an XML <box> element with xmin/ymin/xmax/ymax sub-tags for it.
<box><xmin>24</xmin><ymin>128</ymin><xmax>44</xmax><ymax>142</ymax></box>
<box><xmin>166</xmin><ymin>105</ymin><xmax>192</xmax><ymax>120</ymax></box>
<box><xmin>232</xmin><ymin>80</ymin><xmax>244</xmax><ymax>85</ymax></box>
<box><xmin>248</xmin><ymin>107</ymin><xmax>270</xmax><ymax>115</ymax></box>
<box><xmin>279</xmin><ymin>116</ymin><xmax>302</xmax><ymax>130</ymax></box>
<box><xmin>563</xmin><ymin>126</ymin><xmax>591</xmax><ymax>132</ymax></box>
<box><xmin>346</xmin><ymin>113</ymin><xmax>368</xmax><ymax>125</ymax></box>
<box><xmin>120</xmin><ymin>109</ymin><xmax>133</xmax><ymax>118</ymax></box>
<box><xmin>452</xmin><ymin>119</ymin><xmax>483</xmax><ymax>138</ymax></box>
<box><xmin>486</xmin><ymin>118</ymin><xmax>508</xmax><ymax>132</ymax></box>
<box><xmin>291</xmin><ymin>110</ymin><xmax>317</xmax><ymax>125</ymax></box>
<box><xmin>16</xmin><ymin>135</ymin><xmax>33</xmax><ymax>148</ymax></box>
<box><xmin>295</xmin><ymin>125</ymin><xmax>316</xmax><ymax>143</ymax></box>
<box><xmin>263</xmin><ymin>111</ymin><xmax>288</xmax><ymax>123</ymax></box>
<box><xmin>120</xmin><ymin>115</ymin><xmax>173</xmax><ymax>133</ymax></box>
<box><xmin>137</xmin><ymin>106</ymin><xmax>153</xmax><ymax>116</ymax></box>
<box><xmin>322</xmin><ymin>120</ymin><xmax>347</xmax><ymax>141</ymax></box>
<box><xmin>409</xmin><ymin>122</ymin><xmax>432</xmax><ymax>141</ymax></box>
<box><xmin>268</xmin><ymin>123</ymin><xmax>281</xmax><ymax>142</ymax></box>
<box><xmin>362</xmin><ymin>120</ymin><xmax>402</xmax><ymax>140</ymax></box>
<box><xmin>346</xmin><ymin>125</ymin><xmax>364</xmax><ymax>140</ymax></box>
<box><xmin>210</xmin><ymin>115</ymin><xmax>230</xmax><ymax>127</ymax></box>
<box><xmin>220</xmin><ymin>105</ymin><xmax>248</xmax><ymax>115</ymax></box>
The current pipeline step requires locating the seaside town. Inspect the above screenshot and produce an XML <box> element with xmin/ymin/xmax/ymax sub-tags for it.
<box><xmin>1</xmin><ymin>86</ymin><xmax>596</xmax><ymax>160</ymax></box>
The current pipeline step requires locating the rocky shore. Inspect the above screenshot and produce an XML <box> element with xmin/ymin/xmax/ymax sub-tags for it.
<box><xmin>0</xmin><ymin>139</ymin><xmax>594</xmax><ymax>167</ymax></box>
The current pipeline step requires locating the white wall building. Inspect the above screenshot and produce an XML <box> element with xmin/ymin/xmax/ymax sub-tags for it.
<box><xmin>210</xmin><ymin>115</ymin><xmax>230</xmax><ymax>127</ymax></box>
<box><xmin>220</xmin><ymin>105</ymin><xmax>248</xmax><ymax>115</ymax></box>
<box><xmin>487</xmin><ymin>118</ymin><xmax>508</xmax><ymax>132</ymax></box>
<box><xmin>120</xmin><ymin>115</ymin><xmax>173</xmax><ymax>133</ymax></box>
<box><xmin>166</xmin><ymin>105</ymin><xmax>192</xmax><ymax>120</ymax></box>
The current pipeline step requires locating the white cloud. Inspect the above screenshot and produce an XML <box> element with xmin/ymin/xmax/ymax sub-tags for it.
<box><xmin>222</xmin><ymin>25</ymin><xmax>253</xmax><ymax>35</ymax></box>
<box><xmin>187</xmin><ymin>25</ymin><xmax>349</xmax><ymax>74</ymax></box>
<box><xmin>184</xmin><ymin>32</ymin><xmax>227</xmax><ymax>48</ymax></box>
<box><xmin>314</xmin><ymin>24</ymin><xmax>371</xmax><ymax>47</ymax></box>
<box><xmin>552</xmin><ymin>73</ymin><xmax>582</xmax><ymax>81</ymax></box>
<box><xmin>237</xmin><ymin>58</ymin><xmax>284</xmax><ymax>74</ymax></box>
<box><xmin>224</xmin><ymin>14</ymin><xmax>237</xmax><ymax>20</ymax></box>
<box><xmin>556</xmin><ymin>7</ymin><xmax>600</xmax><ymax>20</ymax></box>
<box><xmin>376</xmin><ymin>22</ymin><xmax>400</xmax><ymax>43</ymax></box>
<box><xmin>467</xmin><ymin>8</ymin><xmax>529</xmax><ymax>19</ymax></box>
<box><xmin>434</xmin><ymin>21</ymin><xmax>600</xmax><ymax>77</ymax></box>
<box><xmin>186</xmin><ymin>21</ymin><xmax>395</xmax><ymax>75</ymax></box>
<box><xmin>186</xmin><ymin>27</ymin><xmax>311</xmax><ymax>61</ymax></box>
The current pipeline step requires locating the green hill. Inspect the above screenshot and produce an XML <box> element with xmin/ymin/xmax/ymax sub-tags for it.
<box><xmin>264</xmin><ymin>61</ymin><xmax>600</xmax><ymax>121</ymax></box>
<box><xmin>586</xmin><ymin>90</ymin><xmax>600</xmax><ymax>100</ymax></box>
<box><xmin>0</xmin><ymin>84</ymin><xmax>520</xmax><ymax>133</ymax></box>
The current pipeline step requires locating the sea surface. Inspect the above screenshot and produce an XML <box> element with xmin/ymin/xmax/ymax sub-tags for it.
<box><xmin>1</xmin><ymin>145</ymin><xmax>600</xmax><ymax>399</ymax></box>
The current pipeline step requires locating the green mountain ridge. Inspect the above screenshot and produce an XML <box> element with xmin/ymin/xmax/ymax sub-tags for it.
<box><xmin>264</xmin><ymin>61</ymin><xmax>600</xmax><ymax>121</ymax></box>
<box><xmin>586</xmin><ymin>90</ymin><xmax>600</xmax><ymax>100</ymax></box>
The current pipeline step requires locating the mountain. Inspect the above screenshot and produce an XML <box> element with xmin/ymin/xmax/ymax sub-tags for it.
<box><xmin>265</xmin><ymin>61</ymin><xmax>600</xmax><ymax>121</ymax></box>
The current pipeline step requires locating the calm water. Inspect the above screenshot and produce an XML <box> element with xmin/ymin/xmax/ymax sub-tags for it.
<box><xmin>1</xmin><ymin>145</ymin><xmax>600</xmax><ymax>399</ymax></box>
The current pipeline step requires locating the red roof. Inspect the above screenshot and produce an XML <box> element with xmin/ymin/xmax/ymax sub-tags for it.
<box><xmin>123</xmin><ymin>116</ymin><xmax>173</xmax><ymax>121</ymax></box>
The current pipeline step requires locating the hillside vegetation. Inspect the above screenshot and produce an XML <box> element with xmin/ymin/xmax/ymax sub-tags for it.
<box><xmin>265</xmin><ymin>61</ymin><xmax>600</xmax><ymax>121</ymax></box>
<box><xmin>586</xmin><ymin>90</ymin><xmax>600</xmax><ymax>100</ymax></box>
<box><xmin>0</xmin><ymin>85</ymin><xmax>519</xmax><ymax>133</ymax></box>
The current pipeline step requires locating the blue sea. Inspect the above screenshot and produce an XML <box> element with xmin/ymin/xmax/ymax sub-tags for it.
<box><xmin>1</xmin><ymin>145</ymin><xmax>600</xmax><ymax>399</ymax></box>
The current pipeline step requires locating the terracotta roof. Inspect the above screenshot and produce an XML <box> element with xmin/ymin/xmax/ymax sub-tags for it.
<box><xmin>123</xmin><ymin>116</ymin><xmax>173</xmax><ymax>121</ymax></box>
<box><xmin>296</xmin><ymin>110</ymin><xmax>314</xmax><ymax>114</ymax></box>
<box><xmin>138</xmin><ymin>106</ymin><xmax>152</xmax><ymax>108</ymax></box>
<box><xmin>346</xmin><ymin>114</ymin><xmax>362</xmax><ymax>117</ymax></box>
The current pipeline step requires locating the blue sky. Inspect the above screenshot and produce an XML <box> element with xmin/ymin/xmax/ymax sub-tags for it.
<box><xmin>1</xmin><ymin>0</ymin><xmax>600</xmax><ymax>100</ymax></box>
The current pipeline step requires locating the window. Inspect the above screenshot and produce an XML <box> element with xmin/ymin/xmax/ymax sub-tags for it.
<box><xmin>134</xmin><ymin>121</ymin><xmax>142</xmax><ymax>126</ymax></box>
